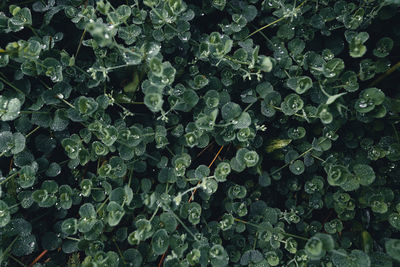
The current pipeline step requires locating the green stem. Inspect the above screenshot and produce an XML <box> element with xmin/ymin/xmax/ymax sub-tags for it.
<box><xmin>75</xmin><ymin>29</ymin><xmax>87</xmax><ymax>59</ymax></box>
<box><xmin>234</xmin><ymin>217</ymin><xmax>308</xmax><ymax>241</ymax></box>
<box><xmin>0</xmin><ymin>173</ymin><xmax>18</xmax><ymax>186</ymax></box>
<box><xmin>26</xmin><ymin>126</ymin><xmax>40</xmax><ymax>138</ymax></box>
<box><xmin>8</xmin><ymin>255</ymin><xmax>26</xmax><ymax>267</ymax></box>
<box><xmin>165</xmin><ymin>146</ymin><xmax>175</xmax><ymax>157</ymax></box>
<box><xmin>74</xmin><ymin>65</ymin><xmax>91</xmax><ymax>78</ymax></box>
<box><xmin>150</xmin><ymin>6</ymin><xmax>180</xmax><ymax>33</ymax></box>
<box><xmin>168</xmin><ymin>208</ymin><xmax>198</xmax><ymax>241</ymax></box>
<box><xmin>0</xmin><ymin>75</ymin><xmax>24</xmax><ymax>95</ymax></box>
<box><xmin>128</xmin><ymin>168</ymin><xmax>134</xmax><ymax>188</ymax></box>
<box><xmin>282</xmin><ymin>231</ymin><xmax>308</xmax><ymax>241</ymax></box>
<box><xmin>60</xmin><ymin>98</ymin><xmax>76</xmax><ymax>109</ymax></box>
<box><xmin>392</xmin><ymin>123</ymin><xmax>400</xmax><ymax>143</ymax></box>
<box><xmin>0</xmin><ymin>236</ymin><xmax>19</xmax><ymax>263</ymax></box>
<box><xmin>113</xmin><ymin>238</ymin><xmax>126</xmax><ymax>265</ymax></box>
<box><xmin>144</xmin><ymin>153</ymin><xmax>159</xmax><ymax>162</ymax></box>
<box><xmin>7</xmin><ymin>203</ymin><xmax>20</xmax><ymax>210</ymax></box>
<box><xmin>244</xmin><ymin>101</ymin><xmax>256</xmax><ymax>112</ymax></box>
<box><xmin>270</xmin><ymin>142</ymin><xmax>322</xmax><ymax>176</ymax></box>
<box><xmin>223</xmin><ymin>56</ymin><xmax>251</xmax><ymax>66</ymax></box>
<box><xmin>245</xmin><ymin>0</ymin><xmax>307</xmax><ymax>40</ymax></box>
<box><xmin>370</xmin><ymin>60</ymin><xmax>400</xmax><ymax>87</ymax></box>
<box><xmin>65</xmin><ymin>236</ymin><xmax>80</xmax><ymax>242</ymax></box>
<box><xmin>149</xmin><ymin>204</ymin><xmax>161</xmax><ymax>222</ymax></box>
<box><xmin>19</xmin><ymin>111</ymin><xmax>50</xmax><ymax>115</ymax></box>
<box><xmin>96</xmin><ymin>196</ymin><xmax>110</xmax><ymax>214</ymax></box>
<box><xmin>245</xmin><ymin>16</ymin><xmax>286</xmax><ymax>39</ymax></box>
<box><xmin>27</xmin><ymin>25</ymin><xmax>39</xmax><ymax>37</ymax></box>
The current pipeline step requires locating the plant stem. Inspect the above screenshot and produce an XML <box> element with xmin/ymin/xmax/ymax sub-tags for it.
<box><xmin>245</xmin><ymin>16</ymin><xmax>286</xmax><ymax>39</ymax></box>
<box><xmin>234</xmin><ymin>217</ymin><xmax>308</xmax><ymax>241</ymax></box>
<box><xmin>168</xmin><ymin>208</ymin><xmax>198</xmax><ymax>241</ymax></box>
<box><xmin>26</xmin><ymin>126</ymin><xmax>40</xmax><ymax>138</ymax></box>
<box><xmin>149</xmin><ymin>204</ymin><xmax>161</xmax><ymax>222</ymax></box>
<box><xmin>0</xmin><ymin>172</ymin><xmax>18</xmax><ymax>186</ymax></box>
<box><xmin>0</xmin><ymin>236</ymin><xmax>19</xmax><ymax>263</ymax></box>
<box><xmin>113</xmin><ymin>238</ymin><xmax>126</xmax><ymax>265</ymax></box>
<box><xmin>7</xmin><ymin>203</ymin><xmax>20</xmax><ymax>210</ymax></box>
<box><xmin>223</xmin><ymin>56</ymin><xmax>250</xmax><ymax>66</ymax></box>
<box><xmin>392</xmin><ymin>123</ymin><xmax>400</xmax><ymax>143</ymax></box>
<box><xmin>0</xmin><ymin>75</ymin><xmax>24</xmax><ymax>95</ymax></box>
<box><xmin>65</xmin><ymin>236</ymin><xmax>80</xmax><ymax>242</ymax></box>
<box><xmin>27</xmin><ymin>25</ymin><xmax>39</xmax><ymax>37</ymax></box>
<box><xmin>96</xmin><ymin>196</ymin><xmax>110</xmax><ymax>214</ymax></box>
<box><xmin>19</xmin><ymin>111</ymin><xmax>50</xmax><ymax>115</ymax></box>
<box><xmin>370</xmin><ymin>60</ymin><xmax>400</xmax><ymax>87</ymax></box>
<box><xmin>8</xmin><ymin>255</ymin><xmax>25</xmax><ymax>267</ymax></box>
<box><xmin>75</xmin><ymin>29</ymin><xmax>87</xmax><ymax>59</ymax></box>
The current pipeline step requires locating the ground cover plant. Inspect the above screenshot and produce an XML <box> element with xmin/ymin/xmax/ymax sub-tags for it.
<box><xmin>0</xmin><ymin>0</ymin><xmax>400</xmax><ymax>266</ymax></box>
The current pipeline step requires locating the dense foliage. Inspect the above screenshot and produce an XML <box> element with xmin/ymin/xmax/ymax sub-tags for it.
<box><xmin>0</xmin><ymin>0</ymin><xmax>400</xmax><ymax>266</ymax></box>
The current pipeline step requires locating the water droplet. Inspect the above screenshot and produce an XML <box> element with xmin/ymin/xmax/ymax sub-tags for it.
<box><xmin>358</xmin><ymin>100</ymin><xmax>368</xmax><ymax>108</ymax></box>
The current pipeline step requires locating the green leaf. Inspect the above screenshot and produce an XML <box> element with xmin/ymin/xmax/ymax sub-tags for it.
<box><xmin>219</xmin><ymin>213</ymin><xmax>234</xmax><ymax>231</ymax></box>
<box><xmin>386</xmin><ymin>239</ymin><xmax>400</xmax><ymax>262</ymax></box>
<box><xmin>8</xmin><ymin>7</ymin><xmax>32</xmax><ymax>32</ymax></box>
<box><xmin>326</xmin><ymin>92</ymin><xmax>347</xmax><ymax>105</ymax></box>
<box><xmin>152</xmin><ymin>229</ymin><xmax>169</xmax><ymax>255</ymax></box>
<box><xmin>209</xmin><ymin>244</ymin><xmax>229</xmax><ymax>267</ymax></box>
<box><xmin>332</xmin><ymin>249</ymin><xmax>371</xmax><ymax>267</ymax></box>
<box><xmin>355</xmin><ymin>98</ymin><xmax>375</xmax><ymax>113</ymax></box>
<box><xmin>341</xmin><ymin>71</ymin><xmax>359</xmax><ymax>92</ymax></box>
<box><xmin>389</xmin><ymin>213</ymin><xmax>400</xmax><ymax>230</ymax></box>
<box><xmin>41</xmin><ymin>232</ymin><xmax>61</xmax><ymax>251</ymax></box>
<box><xmin>256</xmin><ymin>82</ymin><xmax>273</xmax><ymax>98</ymax></box>
<box><xmin>0</xmin><ymin>200</ymin><xmax>11</xmax><ymax>227</ymax></box>
<box><xmin>18</xmin><ymin>165</ymin><xmax>36</xmax><ymax>188</ymax></box>
<box><xmin>45</xmin><ymin>162</ymin><xmax>61</xmax><ymax>177</ymax></box>
<box><xmin>243</xmin><ymin>150</ymin><xmax>259</xmax><ymax>167</ymax></box>
<box><xmin>212</xmin><ymin>0</ymin><xmax>226</xmax><ymax>10</ymax></box>
<box><xmin>159</xmin><ymin>212</ymin><xmax>177</xmax><ymax>232</ymax></box>
<box><xmin>287</xmin><ymin>76</ymin><xmax>313</xmax><ymax>94</ymax></box>
<box><xmin>0</xmin><ymin>131</ymin><xmax>13</xmax><ymax>154</ymax></box>
<box><xmin>327</xmin><ymin>165</ymin><xmax>349</xmax><ymax>186</ymax></box>
<box><xmin>360</xmin><ymin>88</ymin><xmax>385</xmax><ymax>105</ymax></box>
<box><xmin>281</xmin><ymin>94</ymin><xmax>303</xmax><ymax>115</ymax></box>
<box><xmin>221</xmin><ymin>102</ymin><xmax>242</xmax><ymax>121</ymax></box>
<box><xmin>349</xmin><ymin>32</ymin><xmax>369</xmax><ymax>58</ymax></box>
<box><xmin>287</xmin><ymin>127</ymin><xmax>306</xmax><ymax>140</ymax></box>
<box><xmin>42</xmin><ymin>180</ymin><xmax>58</xmax><ymax>193</ymax></box>
<box><xmin>323</xmin><ymin>58</ymin><xmax>345</xmax><ymax>78</ymax></box>
<box><xmin>76</xmin><ymin>96</ymin><xmax>98</xmax><ymax>116</ymax></box>
<box><xmin>12</xmin><ymin>234</ymin><xmax>36</xmax><ymax>257</ymax></box>
<box><xmin>123</xmin><ymin>249</ymin><xmax>143</xmax><ymax>266</ymax></box>
<box><xmin>257</xmin><ymin>55</ymin><xmax>273</xmax><ymax>72</ymax></box>
<box><xmin>265</xmin><ymin>139</ymin><xmax>292</xmax><ymax>153</ymax></box>
<box><xmin>144</xmin><ymin>93</ymin><xmax>163</xmax><ymax>112</ymax></box>
<box><xmin>373</xmin><ymin>37</ymin><xmax>393</xmax><ymax>58</ymax></box>
<box><xmin>42</xmin><ymin>57</ymin><xmax>63</xmax><ymax>82</ymax></box>
<box><xmin>228</xmin><ymin>184</ymin><xmax>247</xmax><ymax>199</ymax></box>
<box><xmin>107</xmin><ymin>201</ymin><xmax>125</xmax><ymax>226</ymax></box>
<box><xmin>318</xmin><ymin>104</ymin><xmax>333</xmax><ymax>124</ymax></box>
<box><xmin>289</xmin><ymin>160</ymin><xmax>305</xmax><ymax>175</ymax></box>
<box><xmin>61</xmin><ymin>218</ymin><xmax>78</xmax><ymax>235</ymax></box>
<box><xmin>353</xmin><ymin>164</ymin><xmax>375</xmax><ymax>186</ymax></box>
<box><xmin>0</xmin><ymin>96</ymin><xmax>21</xmax><ymax>121</ymax></box>
<box><xmin>79</xmin><ymin>203</ymin><xmax>96</xmax><ymax>218</ymax></box>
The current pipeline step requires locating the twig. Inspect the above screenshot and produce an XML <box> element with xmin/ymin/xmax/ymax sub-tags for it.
<box><xmin>369</xmin><ymin>60</ymin><xmax>400</xmax><ymax>87</ymax></box>
<box><xmin>28</xmin><ymin>250</ymin><xmax>48</xmax><ymax>267</ymax></box>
